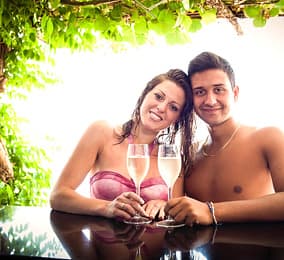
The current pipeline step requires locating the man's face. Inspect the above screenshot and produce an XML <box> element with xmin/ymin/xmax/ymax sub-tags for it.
<box><xmin>190</xmin><ymin>69</ymin><xmax>239</xmax><ymax>126</ymax></box>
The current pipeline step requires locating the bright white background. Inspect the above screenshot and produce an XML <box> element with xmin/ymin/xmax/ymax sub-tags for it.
<box><xmin>13</xmin><ymin>17</ymin><xmax>284</xmax><ymax>191</ymax></box>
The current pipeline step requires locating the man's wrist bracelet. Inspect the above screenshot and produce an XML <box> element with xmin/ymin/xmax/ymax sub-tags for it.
<box><xmin>206</xmin><ymin>201</ymin><xmax>218</xmax><ymax>225</ymax></box>
<box><xmin>211</xmin><ymin>225</ymin><xmax>218</xmax><ymax>244</ymax></box>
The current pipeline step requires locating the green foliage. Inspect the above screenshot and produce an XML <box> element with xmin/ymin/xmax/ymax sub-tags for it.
<box><xmin>1</xmin><ymin>0</ymin><xmax>283</xmax><ymax>83</ymax></box>
<box><xmin>244</xmin><ymin>1</ymin><xmax>284</xmax><ymax>28</ymax></box>
<box><xmin>0</xmin><ymin>2</ymin><xmax>57</xmax><ymax>206</ymax></box>
<box><xmin>0</xmin><ymin>100</ymin><xmax>52</xmax><ymax>206</ymax></box>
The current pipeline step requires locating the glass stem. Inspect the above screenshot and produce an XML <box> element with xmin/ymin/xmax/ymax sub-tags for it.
<box><xmin>167</xmin><ymin>186</ymin><xmax>173</xmax><ymax>220</ymax></box>
<box><xmin>135</xmin><ymin>183</ymin><xmax>141</xmax><ymax>217</ymax></box>
<box><xmin>136</xmin><ymin>183</ymin><xmax>140</xmax><ymax>197</ymax></box>
<box><xmin>168</xmin><ymin>186</ymin><xmax>172</xmax><ymax>201</ymax></box>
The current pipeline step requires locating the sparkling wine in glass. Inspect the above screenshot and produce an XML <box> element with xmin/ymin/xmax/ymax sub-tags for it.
<box><xmin>157</xmin><ymin>144</ymin><xmax>185</xmax><ymax>228</ymax></box>
<box><xmin>124</xmin><ymin>144</ymin><xmax>152</xmax><ymax>225</ymax></box>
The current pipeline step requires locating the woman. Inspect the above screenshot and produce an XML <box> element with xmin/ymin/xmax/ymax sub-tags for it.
<box><xmin>50</xmin><ymin>69</ymin><xmax>195</xmax><ymax>222</ymax></box>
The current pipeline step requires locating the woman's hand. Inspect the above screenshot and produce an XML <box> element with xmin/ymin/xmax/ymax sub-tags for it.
<box><xmin>143</xmin><ymin>199</ymin><xmax>166</xmax><ymax>220</ymax></box>
<box><xmin>105</xmin><ymin>192</ymin><xmax>148</xmax><ymax>219</ymax></box>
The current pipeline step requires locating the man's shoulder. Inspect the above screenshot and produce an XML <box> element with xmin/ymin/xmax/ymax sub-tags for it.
<box><xmin>241</xmin><ymin>125</ymin><xmax>283</xmax><ymax>136</ymax></box>
<box><xmin>241</xmin><ymin>125</ymin><xmax>284</xmax><ymax>149</ymax></box>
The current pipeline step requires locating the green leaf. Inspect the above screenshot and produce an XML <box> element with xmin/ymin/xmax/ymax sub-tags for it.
<box><xmin>201</xmin><ymin>9</ymin><xmax>217</xmax><ymax>24</ymax></box>
<box><xmin>29</xmin><ymin>32</ymin><xmax>36</xmax><ymax>42</ymax></box>
<box><xmin>94</xmin><ymin>14</ymin><xmax>110</xmax><ymax>32</ymax></box>
<box><xmin>134</xmin><ymin>17</ymin><xmax>147</xmax><ymax>34</ymax></box>
<box><xmin>41</xmin><ymin>14</ymin><xmax>48</xmax><ymax>31</ymax></box>
<box><xmin>5</xmin><ymin>184</ymin><xmax>14</xmax><ymax>204</ymax></box>
<box><xmin>49</xmin><ymin>0</ymin><xmax>61</xmax><ymax>9</ymax></box>
<box><xmin>110</xmin><ymin>5</ymin><xmax>122</xmax><ymax>21</ymax></box>
<box><xmin>189</xmin><ymin>18</ymin><xmax>202</xmax><ymax>32</ymax></box>
<box><xmin>46</xmin><ymin>18</ymin><xmax>54</xmax><ymax>37</ymax></box>
<box><xmin>177</xmin><ymin>14</ymin><xmax>192</xmax><ymax>31</ymax></box>
<box><xmin>253</xmin><ymin>16</ymin><xmax>266</xmax><ymax>27</ymax></box>
<box><xmin>244</xmin><ymin>6</ymin><xmax>261</xmax><ymax>18</ymax></box>
<box><xmin>165</xmin><ymin>30</ymin><xmax>191</xmax><ymax>44</ymax></box>
<box><xmin>275</xmin><ymin>0</ymin><xmax>284</xmax><ymax>8</ymax></box>
<box><xmin>269</xmin><ymin>8</ymin><xmax>279</xmax><ymax>17</ymax></box>
<box><xmin>169</xmin><ymin>1</ymin><xmax>183</xmax><ymax>11</ymax></box>
<box><xmin>155</xmin><ymin>10</ymin><xmax>176</xmax><ymax>34</ymax></box>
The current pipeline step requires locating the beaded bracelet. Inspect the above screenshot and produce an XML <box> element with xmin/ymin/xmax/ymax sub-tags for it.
<box><xmin>206</xmin><ymin>201</ymin><xmax>218</xmax><ymax>225</ymax></box>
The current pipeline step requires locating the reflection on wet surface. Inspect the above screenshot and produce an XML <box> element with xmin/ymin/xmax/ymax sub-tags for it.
<box><xmin>0</xmin><ymin>206</ymin><xmax>69</xmax><ymax>259</ymax></box>
<box><xmin>1</xmin><ymin>206</ymin><xmax>284</xmax><ymax>259</ymax></box>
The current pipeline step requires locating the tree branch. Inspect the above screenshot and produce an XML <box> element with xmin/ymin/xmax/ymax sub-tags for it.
<box><xmin>148</xmin><ymin>0</ymin><xmax>168</xmax><ymax>11</ymax></box>
<box><xmin>61</xmin><ymin>0</ymin><xmax>121</xmax><ymax>6</ymax></box>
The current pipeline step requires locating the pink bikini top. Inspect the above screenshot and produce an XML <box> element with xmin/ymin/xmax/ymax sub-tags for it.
<box><xmin>90</xmin><ymin>171</ymin><xmax>168</xmax><ymax>202</ymax></box>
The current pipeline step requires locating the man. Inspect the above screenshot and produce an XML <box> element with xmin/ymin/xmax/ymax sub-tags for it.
<box><xmin>165</xmin><ymin>51</ymin><xmax>284</xmax><ymax>226</ymax></box>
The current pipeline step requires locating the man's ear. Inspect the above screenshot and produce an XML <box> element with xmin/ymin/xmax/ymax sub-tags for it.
<box><xmin>233</xmin><ymin>85</ymin><xmax>239</xmax><ymax>101</ymax></box>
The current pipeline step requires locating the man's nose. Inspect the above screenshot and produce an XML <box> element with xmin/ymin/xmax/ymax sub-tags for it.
<box><xmin>204</xmin><ymin>92</ymin><xmax>217</xmax><ymax>105</ymax></box>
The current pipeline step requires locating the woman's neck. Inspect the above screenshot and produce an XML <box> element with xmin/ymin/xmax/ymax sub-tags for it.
<box><xmin>131</xmin><ymin>124</ymin><xmax>158</xmax><ymax>144</ymax></box>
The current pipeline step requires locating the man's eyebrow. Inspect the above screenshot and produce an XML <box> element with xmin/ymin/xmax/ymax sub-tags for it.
<box><xmin>212</xmin><ymin>83</ymin><xmax>224</xmax><ymax>87</ymax></box>
<box><xmin>192</xmin><ymin>83</ymin><xmax>224</xmax><ymax>89</ymax></box>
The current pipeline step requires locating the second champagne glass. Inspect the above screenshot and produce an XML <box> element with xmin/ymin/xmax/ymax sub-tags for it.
<box><xmin>156</xmin><ymin>144</ymin><xmax>185</xmax><ymax>228</ymax></box>
<box><xmin>124</xmin><ymin>143</ymin><xmax>152</xmax><ymax>225</ymax></box>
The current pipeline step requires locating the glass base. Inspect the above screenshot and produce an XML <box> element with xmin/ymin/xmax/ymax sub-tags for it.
<box><xmin>156</xmin><ymin>219</ymin><xmax>185</xmax><ymax>228</ymax></box>
<box><xmin>123</xmin><ymin>215</ymin><xmax>152</xmax><ymax>225</ymax></box>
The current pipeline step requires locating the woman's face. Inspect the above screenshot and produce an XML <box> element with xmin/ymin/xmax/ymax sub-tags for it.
<box><xmin>139</xmin><ymin>80</ymin><xmax>185</xmax><ymax>133</ymax></box>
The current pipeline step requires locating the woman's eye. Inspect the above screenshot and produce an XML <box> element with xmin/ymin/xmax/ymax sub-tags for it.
<box><xmin>154</xmin><ymin>93</ymin><xmax>163</xmax><ymax>100</ymax></box>
<box><xmin>170</xmin><ymin>104</ymin><xmax>179</xmax><ymax>112</ymax></box>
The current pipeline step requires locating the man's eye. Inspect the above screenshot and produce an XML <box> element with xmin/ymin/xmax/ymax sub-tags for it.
<box><xmin>214</xmin><ymin>87</ymin><xmax>224</xmax><ymax>93</ymax></box>
<box><xmin>194</xmin><ymin>90</ymin><xmax>205</xmax><ymax>96</ymax></box>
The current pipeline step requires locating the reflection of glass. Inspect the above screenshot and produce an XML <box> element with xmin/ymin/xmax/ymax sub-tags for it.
<box><xmin>134</xmin><ymin>243</ymin><xmax>143</xmax><ymax>260</ymax></box>
<box><xmin>161</xmin><ymin>248</ymin><xmax>181</xmax><ymax>260</ymax></box>
<box><xmin>126</xmin><ymin>225</ymin><xmax>146</xmax><ymax>260</ymax></box>
<box><xmin>157</xmin><ymin>144</ymin><xmax>185</xmax><ymax>228</ymax></box>
<box><xmin>124</xmin><ymin>144</ymin><xmax>152</xmax><ymax>225</ymax></box>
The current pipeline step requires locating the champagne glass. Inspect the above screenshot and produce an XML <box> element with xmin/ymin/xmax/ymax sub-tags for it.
<box><xmin>124</xmin><ymin>144</ymin><xmax>152</xmax><ymax>225</ymax></box>
<box><xmin>156</xmin><ymin>144</ymin><xmax>185</xmax><ymax>228</ymax></box>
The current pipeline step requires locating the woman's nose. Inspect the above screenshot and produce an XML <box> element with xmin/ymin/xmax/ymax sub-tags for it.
<box><xmin>157</xmin><ymin>102</ymin><xmax>167</xmax><ymax>112</ymax></box>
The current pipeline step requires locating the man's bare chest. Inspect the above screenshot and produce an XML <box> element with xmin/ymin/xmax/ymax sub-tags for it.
<box><xmin>185</xmin><ymin>149</ymin><xmax>273</xmax><ymax>201</ymax></box>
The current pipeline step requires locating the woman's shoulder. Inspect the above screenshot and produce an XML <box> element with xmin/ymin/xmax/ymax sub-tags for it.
<box><xmin>87</xmin><ymin>120</ymin><xmax>117</xmax><ymax>131</ymax></box>
<box><xmin>86</xmin><ymin>120</ymin><xmax>123</xmax><ymax>138</ymax></box>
